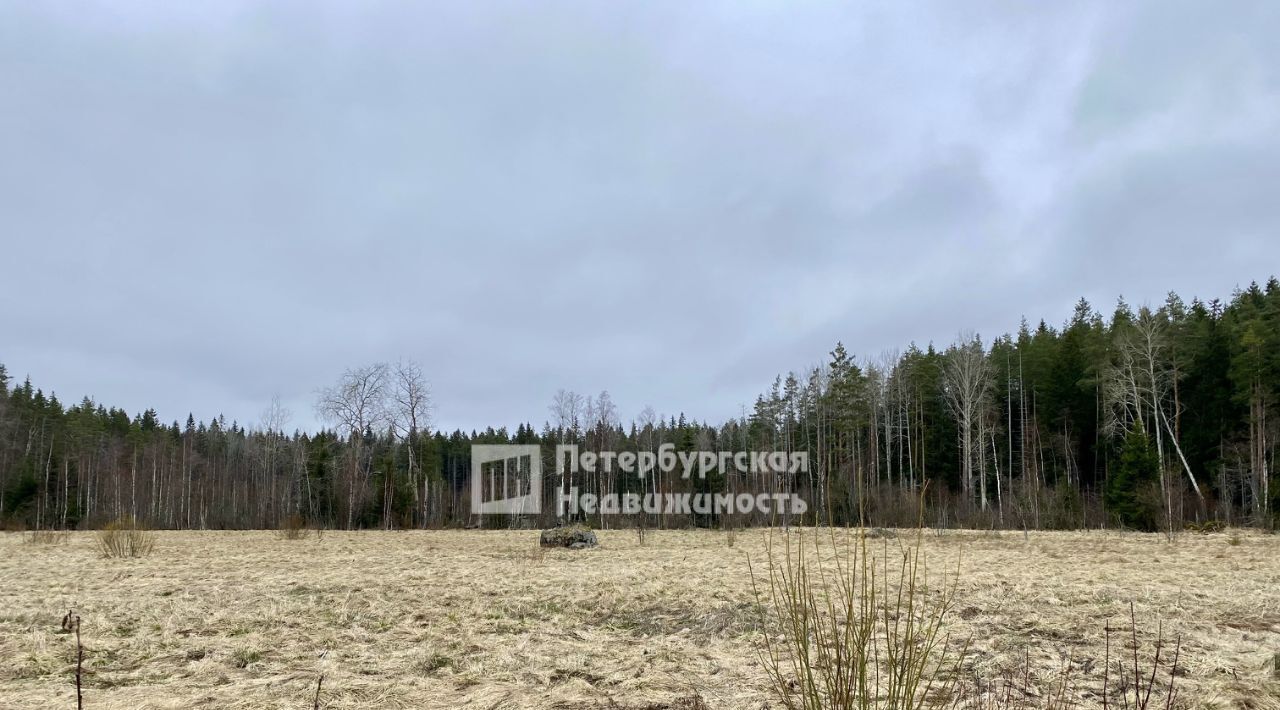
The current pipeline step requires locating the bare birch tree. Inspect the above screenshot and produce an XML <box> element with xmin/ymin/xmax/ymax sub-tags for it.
<box><xmin>943</xmin><ymin>333</ymin><xmax>994</xmax><ymax>510</ymax></box>
<box><xmin>548</xmin><ymin>389</ymin><xmax>585</xmax><ymax>521</ymax></box>
<box><xmin>1102</xmin><ymin>309</ymin><xmax>1205</xmax><ymax>515</ymax></box>
<box><xmin>258</xmin><ymin>395</ymin><xmax>291</xmax><ymax>525</ymax></box>
<box><xmin>390</xmin><ymin>360</ymin><xmax>432</xmax><ymax>528</ymax></box>
<box><xmin>316</xmin><ymin>363</ymin><xmax>390</xmax><ymax>528</ymax></box>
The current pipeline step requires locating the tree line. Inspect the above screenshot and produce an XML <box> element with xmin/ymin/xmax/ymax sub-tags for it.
<box><xmin>1</xmin><ymin>278</ymin><xmax>1276</xmax><ymax>532</ymax></box>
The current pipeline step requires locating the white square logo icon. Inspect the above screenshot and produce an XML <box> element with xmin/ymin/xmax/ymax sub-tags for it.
<box><xmin>470</xmin><ymin>444</ymin><xmax>542</xmax><ymax>515</ymax></box>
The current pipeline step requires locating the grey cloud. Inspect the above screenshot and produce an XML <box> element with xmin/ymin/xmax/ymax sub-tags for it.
<box><xmin>2</xmin><ymin>1</ymin><xmax>1277</xmax><ymax>432</ymax></box>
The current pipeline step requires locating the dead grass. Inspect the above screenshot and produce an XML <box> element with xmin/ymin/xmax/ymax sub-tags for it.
<box><xmin>1</xmin><ymin>529</ymin><xmax>1278</xmax><ymax>708</ymax></box>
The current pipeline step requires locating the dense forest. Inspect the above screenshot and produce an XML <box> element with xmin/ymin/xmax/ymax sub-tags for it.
<box><xmin>2</xmin><ymin>279</ymin><xmax>1277</xmax><ymax>532</ymax></box>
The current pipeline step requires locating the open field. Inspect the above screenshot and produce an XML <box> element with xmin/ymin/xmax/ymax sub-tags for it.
<box><xmin>2</xmin><ymin>529</ymin><xmax>1279</xmax><ymax>709</ymax></box>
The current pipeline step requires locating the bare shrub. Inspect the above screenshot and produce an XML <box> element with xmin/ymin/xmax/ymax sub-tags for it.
<box><xmin>1102</xmin><ymin>603</ymin><xmax>1180</xmax><ymax>709</ymax></box>
<box><xmin>27</xmin><ymin>530</ymin><xmax>70</xmax><ymax>545</ymax></box>
<box><xmin>749</xmin><ymin>528</ymin><xmax>965</xmax><ymax>709</ymax></box>
<box><xmin>920</xmin><ymin>605</ymin><xmax>1177</xmax><ymax>709</ymax></box>
<box><xmin>97</xmin><ymin>516</ymin><xmax>156</xmax><ymax>558</ymax></box>
<box><xmin>276</xmin><ymin>514</ymin><xmax>314</xmax><ymax>540</ymax></box>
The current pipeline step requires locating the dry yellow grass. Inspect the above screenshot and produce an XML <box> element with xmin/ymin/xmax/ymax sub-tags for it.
<box><xmin>1</xmin><ymin>529</ymin><xmax>1278</xmax><ymax>709</ymax></box>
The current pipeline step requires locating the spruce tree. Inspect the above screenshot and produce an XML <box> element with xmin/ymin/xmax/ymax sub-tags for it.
<box><xmin>1105</xmin><ymin>425</ymin><xmax>1161</xmax><ymax>531</ymax></box>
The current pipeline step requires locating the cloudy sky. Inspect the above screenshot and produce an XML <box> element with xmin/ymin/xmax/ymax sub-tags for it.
<box><xmin>2</xmin><ymin>1</ymin><xmax>1277</xmax><ymax>433</ymax></box>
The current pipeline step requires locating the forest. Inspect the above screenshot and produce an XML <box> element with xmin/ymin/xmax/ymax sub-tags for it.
<box><xmin>2</xmin><ymin>279</ymin><xmax>1277</xmax><ymax>533</ymax></box>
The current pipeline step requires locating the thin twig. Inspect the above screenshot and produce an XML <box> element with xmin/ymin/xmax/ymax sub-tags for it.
<box><xmin>313</xmin><ymin>673</ymin><xmax>324</xmax><ymax>710</ymax></box>
<box><xmin>73</xmin><ymin>613</ymin><xmax>83</xmax><ymax>710</ymax></box>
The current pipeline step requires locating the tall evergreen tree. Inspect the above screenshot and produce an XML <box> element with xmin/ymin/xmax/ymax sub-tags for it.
<box><xmin>1105</xmin><ymin>426</ymin><xmax>1161</xmax><ymax>531</ymax></box>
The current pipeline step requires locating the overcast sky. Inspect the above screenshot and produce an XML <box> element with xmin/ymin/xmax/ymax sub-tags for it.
<box><xmin>2</xmin><ymin>1</ymin><xmax>1277</xmax><ymax>434</ymax></box>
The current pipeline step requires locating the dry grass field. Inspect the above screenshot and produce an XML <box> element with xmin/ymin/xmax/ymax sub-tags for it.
<box><xmin>2</xmin><ymin>529</ymin><xmax>1279</xmax><ymax>709</ymax></box>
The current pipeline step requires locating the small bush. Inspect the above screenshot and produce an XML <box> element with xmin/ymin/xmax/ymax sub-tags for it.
<box><xmin>97</xmin><ymin>517</ymin><xmax>156</xmax><ymax>558</ymax></box>
<box><xmin>27</xmin><ymin>530</ymin><xmax>70</xmax><ymax>545</ymax></box>
<box><xmin>749</xmin><ymin>528</ymin><xmax>964</xmax><ymax>709</ymax></box>
<box><xmin>275</xmin><ymin>514</ymin><xmax>313</xmax><ymax>540</ymax></box>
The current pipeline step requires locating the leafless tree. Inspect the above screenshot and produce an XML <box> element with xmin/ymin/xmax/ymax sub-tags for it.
<box><xmin>943</xmin><ymin>333</ymin><xmax>994</xmax><ymax>510</ymax></box>
<box><xmin>1102</xmin><ymin>309</ymin><xmax>1205</xmax><ymax>514</ymax></box>
<box><xmin>586</xmin><ymin>390</ymin><xmax>619</xmax><ymax>525</ymax></box>
<box><xmin>258</xmin><ymin>395</ymin><xmax>291</xmax><ymax>525</ymax></box>
<box><xmin>591</xmin><ymin>390</ymin><xmax>619</xmax><ymax>433</ymax></box>
<box><xmin>316</xmin><ymin>363</ymin><xmax>390</xmax><ymax>528</ymax></box>
<box><xmin>549</xmin><ymin>389</ymin><xmax>584</xmax><ymax>435</ymax></box>
<box><xmin>548</xmin><ymin>389</ymin><xmax>585</xmax><ymax>521</ymax></box>
<box><xmin>390</xmin><ymin>359</ymin><xmax>432</xmax><ymax>527</ymax></box>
